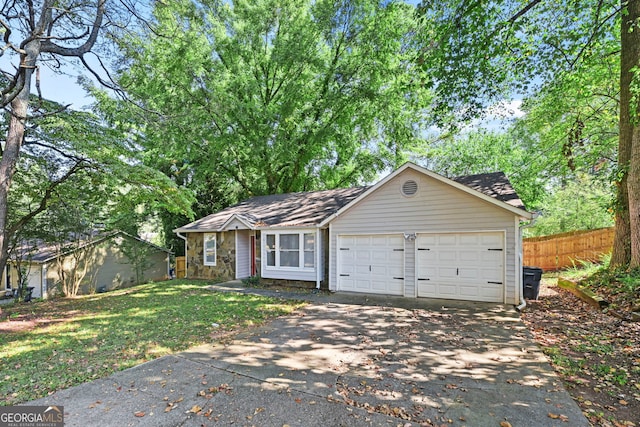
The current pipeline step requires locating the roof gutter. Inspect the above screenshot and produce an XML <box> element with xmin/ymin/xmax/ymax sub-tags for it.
<box><xmin>176</xmin><ymin>232</ymin><xmax>188</xmax><ymax>278</ymax></box>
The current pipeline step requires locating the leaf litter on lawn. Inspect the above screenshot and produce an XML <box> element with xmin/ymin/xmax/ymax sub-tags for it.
<box><xmin>521</xmin><ymin>278</ymin><xmax>640</xmax><ymax>427</ymax></box>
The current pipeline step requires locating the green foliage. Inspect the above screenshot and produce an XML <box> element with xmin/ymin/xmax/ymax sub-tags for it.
<box><xmin>418</xmin><ymin>0</ymin><xmax>620</xmax><ymax>126</ymax></box>
<box><xmin>241</xmin><ymin>275</ymin><xmax>261</xmax><ymax>287</ymax></box>
<box><xmin>508</xmin><ymin>39</ymin><xmax>619</xmax><ymax>183</ymax></box>
<box><xmin>560</xmin><ymin>255</ymin><xmax>611</xmax><ymax>281</ymax></box>
<box><xmin>527</xmin><ymin>174</ymin><xmax>614</xmax><ymax>237</ymax></box>
<box><xmin>410</xmin><ymin>129</ymin><xmax>546</xmax><ymax>208</ymax></box>
<box><xmin>0</xmin><ymin>280</ymin><xmax>302</xmax><ymax>405</ymax></box>
<box><xmin>4</xmin><ymin>99</ymin><xmax>195</xmax><ymax>250</ymax></box>
<box><xmin>96</xmin><ymin>0</ymin><xmax>431</xmax><ymax>221</ymax></box>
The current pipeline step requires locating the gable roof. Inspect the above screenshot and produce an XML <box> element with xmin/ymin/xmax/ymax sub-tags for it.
<box><xmin>176</xmin><ymin>163</ymin><xmax>532</xmax><ymax>233</ymax></box>
<box><xmin>11</xmin><ymin>230</ymin><xmax>171</xmax><ymax>264</ymax></box>
<box><xmin>175</xmin><ymin>186</ymin><xmax>369</xmax><ymax>232</ymax></box>
<box><xmin>319</xmin><ymin>163</ymin><xmax>531</xmax><ymax>226</ymax></box>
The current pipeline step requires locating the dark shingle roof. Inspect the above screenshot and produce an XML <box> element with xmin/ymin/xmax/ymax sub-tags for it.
<box><xmin>12</xmin><ymin>231</ymin><xmax>171</xmax><ymax>263</ymax></box>
<box><xmin>177</xmin><ymin>186</ymin><xmax>369</xmax><ymax>231</ymax></box>
<box><xmin>177</xmin><ymin>169</ymin><xmax>526</xmax><ymax>232</ymax></box>
<box><xmin>453</xmin><ymin>172</ymin><xmax>526</xmax><ymax>210</ymax></box>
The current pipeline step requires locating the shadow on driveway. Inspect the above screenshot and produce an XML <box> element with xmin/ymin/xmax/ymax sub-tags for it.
<box><xmin>28</xmin><ymin>282</ymin><xmax>589</xmax><ymax>426</ymax></box>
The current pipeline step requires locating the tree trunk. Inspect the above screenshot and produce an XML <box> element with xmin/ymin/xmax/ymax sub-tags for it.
<box><xmin>0</xmin><ymin>41</ymin><xmax>39</xmax><ymax>279</ymax></box>
<box><xmin>611</xmin><ymin>0</ymin><xmax>640</xmax><ymax>268</ymax></box>
<box><xmin>621</xmin><ymin>0</ymin><xmax>640</xmax><ymax>268</ymax></box>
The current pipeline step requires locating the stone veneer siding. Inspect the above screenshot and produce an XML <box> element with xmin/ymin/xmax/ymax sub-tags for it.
<box><xmin>187</xmin><ymin>231</ymin><xmax>235</xmax><ymax>280</ymax></box>
<box><xmin>186</xmin><ymin>229</ymin><xmax>329</xmax><ymax>290</ymax></box>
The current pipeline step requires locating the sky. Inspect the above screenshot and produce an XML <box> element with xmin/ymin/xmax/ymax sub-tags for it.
<box><xmin>35</xmin><ymin>66</ymin><xmax>95</xmax><ymax>110</ymax></box>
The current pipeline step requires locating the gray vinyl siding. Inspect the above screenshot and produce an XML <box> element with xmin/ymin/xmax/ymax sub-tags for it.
<box><xmin>91</xmin><ymin>239</ymin><xmax>169</xmax><ymax>291</ymax></box>
<box><xmin>329</xmin><ymin>169</ymin><xmax>521</xmax><ymax>304</ymax></box>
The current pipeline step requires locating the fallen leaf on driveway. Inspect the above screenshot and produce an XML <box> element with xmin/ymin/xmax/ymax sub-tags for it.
<box><xmin>189</xmin><ymin>405</ymin><xmax>202</xmax><ymax>414</ymax></box>
<box><xmin>134</xmin><ymin>411</ymin><xmax>145</xmax><ymax>417</ymax></box>
<box><xmin>500</xmin><ymin>421</ymin><xmax>512</xmax><ymax>427</ymax></box>
<box><xmin>548</xmin><ymin>412</ymin><xmax>569</xmax><ymax>421</ymax></box>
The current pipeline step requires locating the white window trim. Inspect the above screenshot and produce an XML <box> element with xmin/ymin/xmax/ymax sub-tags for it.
<box><xmin>263</xmin><ymin>230</ymin><xmax>316</xmax><ymax>272</ymax></box>
<box><xmin>204</xmin><ymin>233</ymin><xmax>217</xmax><ymax>266</ymax></box>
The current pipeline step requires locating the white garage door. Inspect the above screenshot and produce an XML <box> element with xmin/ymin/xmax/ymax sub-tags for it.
<box><xmin>416</xmin><ymin>232</ymin><xmax>504</xmax><ymax>302</ymax></box>
<box><xmin>338</xmin><ymin>234</ymin><xmax>404</xmax><ymax>295</ymax></box>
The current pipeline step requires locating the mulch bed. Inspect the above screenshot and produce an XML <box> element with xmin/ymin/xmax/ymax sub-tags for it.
<box><xmin>521</xmin><ymin>279</ymin><xmax>640</xmax><ymax>427</ymax></box>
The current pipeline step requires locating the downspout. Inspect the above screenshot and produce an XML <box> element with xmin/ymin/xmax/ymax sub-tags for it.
<box><xmin>516</xmin><ymin>212</ymin><xmax>539</xmax><ymax>312</ymax></box>
<box><xmin>176</xmin><ymin>232</ymin><xmax>188</xmax><ymax>279</ymax></box>
<box><xmin>316</xmin><ymin>228</ymin><xmax>321</xmax><ymax>290</ymax></box>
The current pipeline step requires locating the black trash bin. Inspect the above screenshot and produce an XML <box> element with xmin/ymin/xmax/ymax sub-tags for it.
<box><xmin>24</xmin><ymin>286</ymin><xmax>34</xmax><ymax>302</ymax></box>
<box><xmin>523</xmin><ymin>266</ymin><xmax>543</xmax><ymax>300</ymax></box>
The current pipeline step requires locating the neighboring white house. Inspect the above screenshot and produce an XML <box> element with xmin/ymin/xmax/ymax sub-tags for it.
<box><xmin>1</xmin><ymin>231</ymin><xmax>172</xmax><ymax>299</ymax></box>
<box><xmin>174</xmin><ymin>163</ymin><xmax>533</xmax><ymax>305</ymax></box>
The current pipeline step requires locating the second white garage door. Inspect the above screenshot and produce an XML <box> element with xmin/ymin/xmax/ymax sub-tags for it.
<box><xmin>416</xmin><ymin>232</ymin><xmax>505</xmax><ymax>302</ymax></box>
<box><xmin>337</xmin><ymin>234</ymin><xmax>405</xmax><ymax>295</ymax></box>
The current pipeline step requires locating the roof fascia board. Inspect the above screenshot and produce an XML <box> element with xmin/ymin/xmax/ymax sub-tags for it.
<box><xmin>219</xmin><ymin>214</ymin><xmax>254</xmax><ymax>231</ymax></box>
<box><xmin>255</xmin><ymin>225</ymin><xmax>321</xmax><ymax>231</ymax></box>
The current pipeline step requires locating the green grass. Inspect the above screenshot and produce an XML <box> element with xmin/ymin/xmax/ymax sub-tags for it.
<box><xmin>0</xmin><ymin>280</ymin><xmax>304</xmax><ymax>406</ymax></box>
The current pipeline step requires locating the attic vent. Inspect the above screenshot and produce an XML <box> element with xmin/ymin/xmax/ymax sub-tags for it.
<box><xmin>402</xmin><ymin>180</ymin><xmax>418</xmax><ymax>197</ymax></box>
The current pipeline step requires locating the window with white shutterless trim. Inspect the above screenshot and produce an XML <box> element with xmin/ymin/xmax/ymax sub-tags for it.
<box><xmin>264</xmin><ymin>231</ymin><xmax>315</xmax><ymax>270</ymax></box>
<box><xmin>204</xmin><ymin>233</ymin><xmax>216</xmax><ymax>266</ymax></box>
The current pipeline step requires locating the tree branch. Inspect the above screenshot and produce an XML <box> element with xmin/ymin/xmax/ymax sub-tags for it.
<box><xmin>7</xmin><ymin>160</ymin><xmax>93</xmax><ymax>236</ymax></box>
<box><xmin>508</xmin><ymin>0</ymin><xmax>542</xmax><ymax>24</ymax></box>
<box><xmin>40</xmin><ymin>0</ymin><xmax>105</xmax><ymax>57</ymax></box>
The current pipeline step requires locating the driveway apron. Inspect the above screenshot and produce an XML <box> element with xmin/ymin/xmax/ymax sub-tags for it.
<box><xmin>27</xmin><ymin>287</ymin><xmax>589</xmax><ymax>427</ymax></box>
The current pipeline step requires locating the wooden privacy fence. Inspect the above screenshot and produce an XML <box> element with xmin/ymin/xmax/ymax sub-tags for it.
<box><xmin>176</xmin><ymin>256</ymin><xmax>186</xmax><ymax>278</ymax></box>
<box><xmin>523</xmin><ymin>227</ymin><xmax>614</xmax><ymax>271</ymax></box>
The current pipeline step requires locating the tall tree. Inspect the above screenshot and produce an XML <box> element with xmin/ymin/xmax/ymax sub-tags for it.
<box><xmin>0</xmin><ymin>0</ymin><xmax>106</xmax><ymax>286</ymax></box>
<box><xmin>97</xmin><ymin>0</ymin><xmax>431</xmax><ymax>209</ymax></box>
<box><xmin>619</xmin><ymin>0</ymin><xmax>640</xmax><ymax>267</ymax></box>
<box><xmin>419</xmin><ymin>0</ymin><xmax>640</xmax><ymax>268</ymax></box>
<box><xmin>3</xmin><ymin>99</ymin><xmax>194</xmax><ymax>254</ymax></box>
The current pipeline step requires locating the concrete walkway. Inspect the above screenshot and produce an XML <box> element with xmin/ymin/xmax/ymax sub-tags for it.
<box><xmin>27</xmin><ymin>281</ymin><xmax>589</xmax><ymax>426</ymax></box>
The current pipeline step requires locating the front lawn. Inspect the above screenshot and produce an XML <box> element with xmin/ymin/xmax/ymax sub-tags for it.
<box><xmin>0</xmin><ymin>280</ymin><xmax>303</xmax><ymax>406</ymax></box>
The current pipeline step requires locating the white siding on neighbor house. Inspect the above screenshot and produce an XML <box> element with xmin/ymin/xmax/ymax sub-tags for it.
<box><xmin>260</xmin><ymin>228</ymin><xmax>324</xmax><ymax>282</ymax></box>
<box><xmin>26</xmin><ymin>264</ymin><xmax>43</xmax><ymax>298</ymax></box>
<box><xmin>235</xmin><ymin>230</ymin><xmax>252</xmax><ymax>279</ymax></box>
<box><xmin>329</xmin><ymin>169</ymin><xmax>521</xmax><ymax>304</ymax></box>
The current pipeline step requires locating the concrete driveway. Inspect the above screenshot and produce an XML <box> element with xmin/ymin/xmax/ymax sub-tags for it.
<box><xmin>28</xmin><ymin>284</ymin><xmax>589</xmax><ymax>426</ymax></box>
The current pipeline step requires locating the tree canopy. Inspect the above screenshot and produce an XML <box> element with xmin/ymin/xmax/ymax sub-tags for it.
<box><xmin>418</xmin><ymin>0</ymin><xmax>640</xmax><ymax>268</ymax></box>
<box><xmin>98</xmin><ymin>0</ymin><xmax>431</xmax><ymax>197</ymax></box>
